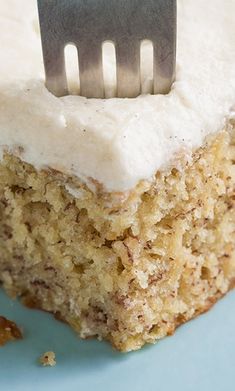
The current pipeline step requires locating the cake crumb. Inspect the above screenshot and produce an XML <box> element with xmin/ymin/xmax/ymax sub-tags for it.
<box><xmin>39</xmin><ymin>351</ymin><xmax>56</xmax><ymax>367</ymax></box>
<box><xmin>0</xmin><ymin>316</ymin><xmax>23</xmax><ymax>346</ymax></box>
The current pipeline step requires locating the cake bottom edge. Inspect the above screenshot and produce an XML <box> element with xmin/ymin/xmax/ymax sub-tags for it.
<box><xmin>1</xmin><ymin>280</ymin><xmax>234</xmax><ymax>352</ymax></box>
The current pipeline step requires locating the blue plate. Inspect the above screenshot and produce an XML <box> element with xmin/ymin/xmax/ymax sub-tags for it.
<box><xmin>0</xmin><ymin>288</ymin><xmax>234</xmax><ymax>391</ymax></box>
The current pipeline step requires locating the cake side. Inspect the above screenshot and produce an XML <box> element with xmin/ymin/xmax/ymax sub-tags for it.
<box><xmin>0</xmin><ymin>123</ymin><xmax>234</xmax><ymax>351</ymax></box>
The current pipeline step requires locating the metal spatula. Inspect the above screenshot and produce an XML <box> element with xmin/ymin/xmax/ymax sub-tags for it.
<box><xmin>37</xmin><ymin>0</ymin><xmax>176</xmax><ymax>99</ymax></box>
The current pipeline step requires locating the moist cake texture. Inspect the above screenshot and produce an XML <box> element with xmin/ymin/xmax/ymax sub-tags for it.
<box><xmin>0</xmin><ymin>0</ymin><xmax>235</xmax><ymax>351</ymax></box>
<box><xmin>0</xmin><ymin>124</ymin><xmax>234</xmax><ymax>351</ymax></box>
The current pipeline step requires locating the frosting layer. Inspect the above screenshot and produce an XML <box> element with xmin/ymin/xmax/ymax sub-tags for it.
<box><xmin>0</xmin><ymin>0</ymin><xmax>235</xmax><ymax>191</ymax></box>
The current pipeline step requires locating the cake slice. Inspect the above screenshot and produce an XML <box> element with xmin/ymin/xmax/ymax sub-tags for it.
<box><xmin>0</xmin><ymin>0</ymin><xmax>235</xmax><ymax>352</ymax></box>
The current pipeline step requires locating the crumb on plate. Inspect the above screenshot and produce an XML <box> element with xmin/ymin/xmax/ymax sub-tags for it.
<box><xmin>39</xmin><ymin>351</ymin><xmax>56</xmax><ymax>367</ymax></box>
<box><xmin>0</xmin><ymin>315</ymin><xmax>23</xmax><ymax>346</ymax></box>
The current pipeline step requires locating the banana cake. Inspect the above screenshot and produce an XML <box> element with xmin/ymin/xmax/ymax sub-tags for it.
<box><xmin>0</xmin><ymin>0</ymin><xmax>235</xmax><ymax>352</ymax></box>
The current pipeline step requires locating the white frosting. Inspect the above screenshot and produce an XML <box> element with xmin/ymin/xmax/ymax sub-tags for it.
<box><xmin>0</xmin><ymin>0</ymin><xmax>235</xmax><ymax>191</ymax></box>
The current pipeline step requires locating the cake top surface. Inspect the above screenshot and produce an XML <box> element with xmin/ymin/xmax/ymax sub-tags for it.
<box><xmin>0</xmin><ymin>0</ymin><xmax>235</xmax><ymax>192</ymax></box>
